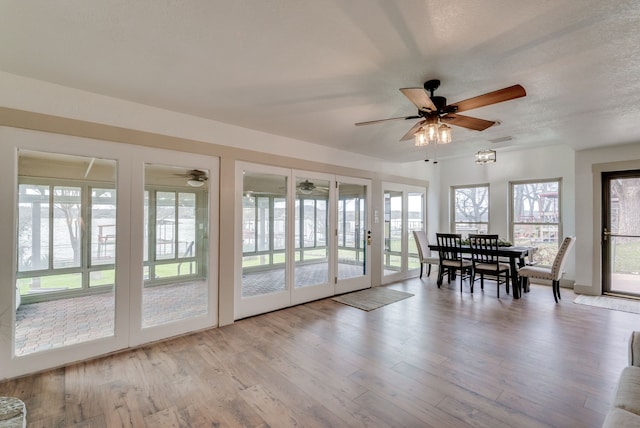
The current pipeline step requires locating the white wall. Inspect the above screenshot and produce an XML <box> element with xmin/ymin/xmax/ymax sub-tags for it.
<box><xmin>575</xmin><ymin>143</ymin><xmax>640</xmax><ymax>295</ymax></box>
<box><xmin>0</xmin><ymin>71</ymin><xmax>430</xmax><ymax>181</ymax></box>
<box><xmin>436</xmin><ymin>145</ymin><xmax>576</xmax><ymax>281</ymax></box>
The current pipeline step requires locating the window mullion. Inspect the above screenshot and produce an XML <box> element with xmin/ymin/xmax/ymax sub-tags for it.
<box><xmin>48</xmin><ymin>185</ymin><xmax>55</xmax><ymax>271</ymax></box>
<box><xmin>83</xmin><ymin>184</ymin><xmax>90</xmax><ymax>290</ymax></box>
<box><xmin>174</xmin><ymin>191</ymin><xmax>180</xmax><ymax>261</ymax></box>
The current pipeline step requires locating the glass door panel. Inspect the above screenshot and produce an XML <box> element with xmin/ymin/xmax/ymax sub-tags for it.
<box><xmin>603</xmin><ymin>172</ymin><xmax>640</xmax><ymax>295</ymax></box>
<box><xmin>383</xmin><ymin>190</ymin><xmax>403</xmax><ymax>276</ymax></box>
<box><xmin>381</xmin><ymin>183</ymin><xmax>426</xmax><ymax>284</ymax></box>
<box><xmin>336</xmin><ymin>177</ymin><xmax>370</xmax><ymax>294</ymax></box>
<box><xmin>16</xmin><ymin>151</ymin><xmax>117</xmax><ymax>356</ymax></box>
<box><xmin>407</xmin><ymin>191</ymin><xmax>425</xmax><ymax>271</ymax></box>
<box><xmin>142</xmin><ymin>164</ymin><xmax>209</xmax><ymax>328</ymax></box>
<box><xmin>294</xmin><ymin>177</ymin><xmax>330</xmax><ymax>288</ymax></box>
<box><xmin>236</xmin><ymin>164</ymin><xmax>291</xmax><ymax>319</ymax></box>
<box><xmin>241</xmin><ymin>171</ymin><xmax>288</xmax><ymax>297</ymax></box>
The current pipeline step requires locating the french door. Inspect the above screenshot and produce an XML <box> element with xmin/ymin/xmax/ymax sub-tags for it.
<box><xmin>1</xmin><ymin>127</ymin><xmax>219</xmax><ymax>380</ymax></box>
<box><xmin>335</xmin><ymin>176</ymin><xmax>371</xmax><ymax>294</ymax></box>
<box><xmin>235</xmin><ymin>164</ymin><xmax>370</xmax><ymax>319</ymax></box>
<box><xmin>381</xmin><ymin>183</ymin><xmax>426</xmax><ymax>284</ymax></box>
<box><xmin>602</xmin><ymin>170</ymin><xmax>640</xmax><ymax>296</ymax></box>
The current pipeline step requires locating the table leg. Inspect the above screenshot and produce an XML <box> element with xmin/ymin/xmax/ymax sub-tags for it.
<box><xmin>510</xmin><ymin>258</ymin><xmax>520</xmax><ymax>299</ymax></box>
<box><xmin>516</xmin><ymin>256</ymin><xmax>530</xmax><ymax>293</ymax></box>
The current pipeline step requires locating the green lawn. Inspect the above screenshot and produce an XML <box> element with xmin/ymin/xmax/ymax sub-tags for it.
<box><xmin>614</xmin><ymin>241</ymin><xmax>640</xmax><ymax>273</ymax></box>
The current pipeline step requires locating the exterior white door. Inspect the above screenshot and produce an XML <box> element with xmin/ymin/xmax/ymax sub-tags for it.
<box><xmin>381</xmin><ymin>182</ymin><xmax>426</xmax><ymax>284</ymax></box>
<box><xmin>335</xmin><ymin>176</ymin><xmax>372</xmax><ymax>294</ymax></box>
<box><xmin>602</xmin><ymin>170</ymin><xmax>640</xmax><ymax>296</ymax></box>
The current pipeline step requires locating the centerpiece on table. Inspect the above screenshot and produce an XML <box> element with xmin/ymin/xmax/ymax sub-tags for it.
<box><xmin>461</xmin><ymin>237</ymin><xmax>513</xmax><ymax>247</ymax></box>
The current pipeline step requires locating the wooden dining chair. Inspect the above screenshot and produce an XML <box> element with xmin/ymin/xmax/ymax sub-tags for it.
<box><xmin>468</xmin><ymin>234</ymin><xmax>510</xmax><ymax>298</ymax></box>
<box><xmin>413</xmin><ymin>231</ymin><xmax>439</xmax><ymax>278</ymax></box>
<box><xmin>435</xmin><ymin>233</ymin><xmax>472</xmax><ymax>292</ymax></box>
<box><xmin>518</xmin><ymin>236</ymin><xmax>576</xmax><ymax>303</ymax></box>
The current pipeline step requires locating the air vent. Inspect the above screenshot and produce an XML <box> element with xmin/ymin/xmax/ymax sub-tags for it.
<box><xmin>489</xmin><ymin>136</ymin><xmax>513</xmax><ymax>144</ymax></box>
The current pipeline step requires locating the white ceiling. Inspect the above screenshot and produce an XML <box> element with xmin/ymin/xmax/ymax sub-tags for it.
<box><xmin>2</xmin><ymin>1</ymin><xmax>640</xmax><ymax>162</ymax></box>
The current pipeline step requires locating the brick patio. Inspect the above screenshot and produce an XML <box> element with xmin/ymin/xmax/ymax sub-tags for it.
<box><xmin>14</xmin><ymin>262</ymin><xmax>365</xmax><ymax>356</ymax></box>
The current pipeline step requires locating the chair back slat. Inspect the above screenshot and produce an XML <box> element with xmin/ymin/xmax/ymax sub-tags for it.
<box><xmin>469</xmin><ymin>234</ymin><xmax>500</xmax><ymax>264</ymax></box>
<box><xmin>436</xmin><ymin>233</ymin><xmax>463</xmax><ymax>262</ymax></box>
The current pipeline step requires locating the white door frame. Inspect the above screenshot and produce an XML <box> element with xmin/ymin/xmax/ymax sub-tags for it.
<box><xmin>335</xmin><ymin>176</ymin><xmax>372</xmax><ymax>295</ymax></box>
<box><xmin>0</xmin><ymin>127</ymin><xmax>220</xmax><ymax>379</ymax></box>
<box><xmin>381</xmin><ymin>182</ymin><xmax>426</xmax><ymax>285</ymax></box>
<box><xmin>290</xmin><ymin>170</ymin><xmax>336</xmax><ymax>306</ymax></box>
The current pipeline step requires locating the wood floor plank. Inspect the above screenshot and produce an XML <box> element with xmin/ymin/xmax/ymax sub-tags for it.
<box><xmin>1</xmin><ymin>279</ymin><xmax>638</xmax><ymax>427</ymax></box>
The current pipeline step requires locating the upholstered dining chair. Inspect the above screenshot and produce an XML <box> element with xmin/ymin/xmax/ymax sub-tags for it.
<box><xmin>436</xmin><ymin>233</ymin><xmax>473</xmax><ymax>292</ymax></box>
<box><xmin>469</xmin><ymin>234</ymin><xmax>510</xmax><ymax>298</ymax></box>
<box><xmin>518</xmin><ymin>236</ymin><xmax>576</xmax><ymax>303</ymax></box>
<box><xmin>413</xmin><ymin>230</ymin><xmax>439</xmax><ymax>278</ymax></box>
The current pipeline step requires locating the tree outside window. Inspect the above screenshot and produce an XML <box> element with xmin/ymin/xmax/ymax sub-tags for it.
<box><xmin>452</xmin><ymin>185</ymin><xmax>489</xmax><ymax>238</ymax></box>
<box><xmin>510</xmin><ymin>179</ymin><xmax>561</xmax><ymax>266</ymax></box>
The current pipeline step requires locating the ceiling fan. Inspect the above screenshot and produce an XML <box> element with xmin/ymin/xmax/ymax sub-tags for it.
<box><xmin>297</xmin><ymin>179</ymin><xmax>328</xmax><ymax>195</ymax></box>
<box><xmin>355</xmin><ymin>79</ymin><xmax>526</xmax><ymax>142</ymax></box>
<box><xmin>175</xmin><ymin>169</ymin><xmax>208</xmax><ymax>187</ymax></box>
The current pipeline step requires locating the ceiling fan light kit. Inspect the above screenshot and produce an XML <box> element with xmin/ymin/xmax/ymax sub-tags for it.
<box><xmin>475</xmin><ymin>149</ymin><xmax>497</xmax><ymax>164</ymax></box>
<box><xmin>357</xmin><ymin>79</ymin><xmax>525</xmax><ymax>156</ymax></box>
<box><xmin>181</xmin><ymin>169</ymin><xmax>208</xmax><ymax>187</ymax></box>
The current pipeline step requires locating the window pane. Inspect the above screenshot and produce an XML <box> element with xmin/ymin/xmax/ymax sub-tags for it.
<box><xmin>274</xmin><ymin>197</ymin><xmax>286</xmax><ymax>251</ymax></box>
<box><xmin>512</xmin><ymin>182</ymin><xmax>559</xmax><ymax>223</ymax></box>
<box><xmin>18</xmin><ymin>184</ymin><xmax>50</xmax><ymax>272</ymax></box>
<box><xmin>513</xmin><ymin>224</ymin><xmax>558</xmax><ymax>265</ymax></box>
<box><xmin>455</xmin><ymin>223</ymin><xmax>489</xmax><ymax>236</ymax></box>
<box><xmin>242</xmin><ymin>171</ymin><xmax>287</xmax><ymax>297</ymax></box>
<box><xmin>53</xmin><ymin>186</ymin><xmax>82</xmax><ymax>269</ymax></box>
<box><xmin>453</xmin><ymin>186</ymin><xmax>489</xmax><ymax>238</ymax></box>
<box><xmin>143</xmin><ymin>164</ymin><xmax>210</xmax><ymax>328</ymax></box>
<box><xmin>178</xmin><ymin>192</ymin><xmax>196</xmax><ymax>258</ymax></box>
<box><xmin>294</xmin><ymin>177</ymin><xmax>330</xmax><ymax>288</ymax></box>
<box><xmin>91</xmin><ymin>188</ymin><xmax>116</xmax><ymax>266</ymax></box>
<box><xmin>316</xmin><ymin>200</ymin><xmax>327</xmax><ymax>246</ymax></box>
<box><xmin>512</xmin><ymin>180</ymin><xmax>561</xmax><ymax>266</ymax></box>
<box><xmin>243</xmin><ymin>196</ymin><xmax>256</xmax><ymax>252</ymax></box>
<box><xmin>303</xmin><ymin>200</ymin><xmax>316</xmax><ymax>248</ymax></box>
<box><xmin>90</xmin><ymin>269</ymin><xmax>115</xmax><ymax>287</ymax></box>
<box><xmin>143</xmin><ymin>191</ymin><xmax>149</xmax><ymax>262</ymax></box>
<box><xmin>407</xmin><ymin>192</ymin><xmax>424</xmax><ymax>259</ymax></box>
<box><xmin>16</xmin><ymin>151</ymin><xmax>117</xmax><ymax>356</ymax></box>
<box><xmin>338</xmin><ymin>183</ymin><xmax>367</xmax><ymax>280</ymax></box>
<box><xmin>384</xmin><ymin>190</ymin><xmax>402</xmax><ymax>272</ymax></box>
<box><xmin>156</xmin><ymin>191</ymin><xmax>176</xmax><ymax>260</ymax></box>
<box><xmin>454</xmin><ymin>186</ymin><xmax>488</xmax><ymax>222</ymax></box>
<box><xmin>257</xmin><ymin>197</ymin><xmax>270</xmax><ymax>252</ymax></box>
<box><xmin>17</xmin><ymin>272</ymin><xmax>82</xmax><ymax>295</ymax></box>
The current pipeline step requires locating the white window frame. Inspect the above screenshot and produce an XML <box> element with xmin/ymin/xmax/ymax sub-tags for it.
<box><xmin>509</xmin><ymin>178</ymin><xmax>562</xmax><ymax>266</ymax></box>
<box><xmin>450</xmin><ymin>184</ymin><xmax>490</xmax><ymax>237</ymax></box>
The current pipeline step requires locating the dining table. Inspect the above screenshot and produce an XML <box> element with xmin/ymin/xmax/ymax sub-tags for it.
<box><xmin>428</xmin><ymin>244</ymin><xmax>535</xmax><ymax>299</ymax></box>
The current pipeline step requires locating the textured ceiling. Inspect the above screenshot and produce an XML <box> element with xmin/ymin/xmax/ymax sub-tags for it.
<box><xmin>2</xmin><ymin>0</ymin><xmax>640</xmax><ymax>162</ymax></box>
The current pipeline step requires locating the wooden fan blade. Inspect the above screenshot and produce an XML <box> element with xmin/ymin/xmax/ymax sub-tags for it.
<box><xmin>400</xmin><ymin>120</ymin><xmax>426</xmax><ymax>141</ymax></box>
<box><xmin>355</xmin><ymin>115</ymin><xmax>420</xmax><ymax>126</ymax></box>
<box><xmin>449</xmin><ymin>84</ymin><xmax>526</xmax><ymax>113</ymax></box>
<box><xmin>443</xmin><ymin>114</ymin><xmax>495</xmax><ymax>131</ymax></box>
<box><xmin>400</xmin><ymin>88</ymin><xmax>437</xmax><ymax>112</ymax></box>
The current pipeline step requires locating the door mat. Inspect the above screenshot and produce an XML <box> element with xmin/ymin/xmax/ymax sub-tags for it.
<box><xmin>574</xmin><ymin>294</ymin><xmax>640</xmax><ymax>314</ymax></box>
<box><xmin>331</xmin><ymin>287</ymin><xmax>414</xmax><ymax>311</ymax></box>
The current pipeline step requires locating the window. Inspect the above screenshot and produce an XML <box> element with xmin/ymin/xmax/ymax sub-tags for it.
<box><xmin>143</xmin><ymin>188</ymin><xmax>207</xmax><ymax>284</ymax></box>
<box><xmin>17</xmin><ymin>157</ymin><xmax>117</xmax><ymax>304</ymax></box>
<box><xmin>242</xmin><ymin>194</ymin><xmax>287</xmax><ymax>270</ymax></box>
<box><xmin>451</xmin><ymin>185</ymin><xmax>489</xmax><ymax>237</ymax></box>
<box><xmin>510</xmin><ymin>179</ymin><xmax>561</xmax><ymax>266</ymax></box>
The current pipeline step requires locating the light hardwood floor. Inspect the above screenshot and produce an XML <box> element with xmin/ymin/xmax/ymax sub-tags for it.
<box><xmin>1</xmin><ymin>277</ymin><xmax>637</xmax><ymax>427</ymax></box>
